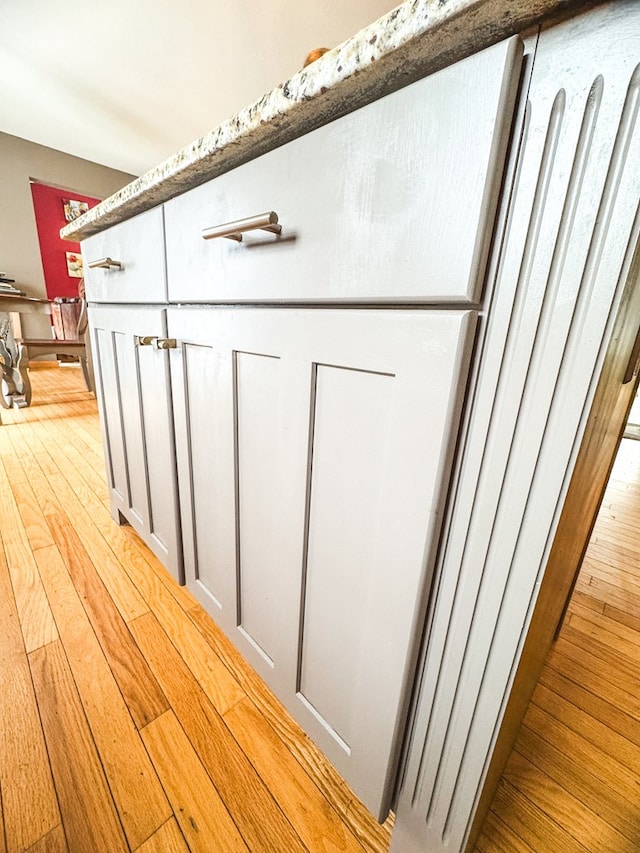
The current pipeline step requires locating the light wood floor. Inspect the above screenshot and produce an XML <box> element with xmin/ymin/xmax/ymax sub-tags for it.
<box><xmin>2</xmin><ymin>368</ymin><xmax>639</xmax><ymax>853</ymax></box>
<box><xmin>0</xmin><ymin>366</ymin><xmax>393</xmax><ymax>853</ymax></box>
<box><xmin>476</xmin><ymin>434</ymin><xmax>640</xmax><ymax>852</ymax></box>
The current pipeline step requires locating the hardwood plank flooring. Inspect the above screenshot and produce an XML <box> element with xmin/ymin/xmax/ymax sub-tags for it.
<box><xmin>28</xmin><ymin>640</ymin><xmax>129</xmax><ymax>853</ymax></box>
<box><xmin>476</xmin><ymin>436</ymin><xmax>640</xmax><ymax>852</ymax></box>
<box><xmin>5</xmin><ymin>366</ymin><xmax>638</xmax><ymax>853</ymax></box>
<box><xmin>135</xmin><ymin>819</ymin><xmax>189</xmax><ymax>853</ymax></box>
<box><xmin>0</xmin><ymin>366</ymin><xmax>391</xmax><ymax>853</ymax></box>
<box><xmin>141</xmin><ymin>711</ymin><xmax>249</xmax><ymax>853</ymax></box>
<box><xmin>33</xmin><ymin>545</ymin><xmax>172</xmax><ymax>849</ymax></box>
<box><xmin>0</xmin><ymin>533</ymin><xmax>60</xmax><ymax>852</ymax></box>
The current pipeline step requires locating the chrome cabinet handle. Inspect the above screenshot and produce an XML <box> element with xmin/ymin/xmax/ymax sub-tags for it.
<box><xmin>87</xmin><ymin>257</ymin><xmax>124</xmax><ymax>271</ymax></box>
<box><xmin>134</xmin><ymin>335</ymin><xmax>156</xmax><ymax>347</ymax></box>
<box><xmin>153</xmin><ymin>338</ymin><xmax>177</xmax><ymax>350</ymax></box>
<box><xmin>201</xmin><ymin>211</ymin><xmax>282</xmax><ymax>242</ymax></box>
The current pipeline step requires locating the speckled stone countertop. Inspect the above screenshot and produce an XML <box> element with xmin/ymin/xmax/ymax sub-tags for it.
<box><xmin>62</xmin><ymin>0</ymin><xmax>592</xmax><ymax>242</ymax></box>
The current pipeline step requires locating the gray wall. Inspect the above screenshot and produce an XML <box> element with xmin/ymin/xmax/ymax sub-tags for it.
<box><xmin>0</xmin><ymin>132</ymin><xmax>135</xmax><ymax>337</ymax></box>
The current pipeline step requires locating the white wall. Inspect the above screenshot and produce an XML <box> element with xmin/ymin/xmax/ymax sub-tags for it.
<box><xmin>0</xmin><ymin>0</ymin><xmax>398</xmax><ymax>175</ymax></box>
<box><xmin>0</xmin><ymin>132</ymin><xmax>135</xmax><ymax>337</ymax></box>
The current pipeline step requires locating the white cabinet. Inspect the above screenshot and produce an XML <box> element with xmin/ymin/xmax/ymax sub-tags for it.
<box><xmin>167</xmin><ymin>306</ymin><xmax>476</xmax><ymax>817</ymax></box>
<box><xmin>81</xmin><ymin>7</ymin><xmax>640</xmax><ymax>849</ymax></box>
<box><xmin>84</xmin><ymin>27</ymin><xmax>530</xmax><ymax>842</ymax></box>
<box><xmin>90</xmin><ymin>304</ymin><xmax>182</xmax><ymax>584</ymax></box>
<box><xmin>164</xmin><ymin>38</ymin><xmax>522</xmax><ymax>305</ymax></box>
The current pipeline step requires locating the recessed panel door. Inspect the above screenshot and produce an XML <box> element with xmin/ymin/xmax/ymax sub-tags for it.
<box><xmin>169</xmin><ymin>306</ymin><xmax>476</xmax><ymax>817</ymax></box>
<box><xmin>90</xmin><ymin>304</ymin><xmax>182</xmax><ymax>583</ymax></box>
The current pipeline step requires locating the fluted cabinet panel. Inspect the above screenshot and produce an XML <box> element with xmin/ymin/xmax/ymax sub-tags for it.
<box><xmin>392</xmin><ymin>4</ymin><xmax>640</xmax><ymax>851</ymax></box>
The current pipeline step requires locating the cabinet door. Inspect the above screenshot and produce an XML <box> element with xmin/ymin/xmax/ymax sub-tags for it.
<box><xmin>90</xmin><ymin>304</ymin><xmax>182</xmax><ymax>584</ymax></box>
<box><xmin>168</xmin><ymin>306</ymin><xmax>476</xmax><ymax>817</ymax></box>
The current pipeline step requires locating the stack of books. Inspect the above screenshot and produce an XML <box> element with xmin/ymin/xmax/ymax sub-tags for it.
<box><xmin>0</xmin><ymin>273</ymin><xmax>26</xmax><ymax>296</ymax></box>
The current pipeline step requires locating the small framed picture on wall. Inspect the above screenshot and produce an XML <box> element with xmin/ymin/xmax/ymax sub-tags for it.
<box><xmin>63</xmin><ymin>198</ymin><xmax>89</xmax><ymax>222</ymax></box>
<box><xmin>66</xmin><ymin>251</ymin><xmax>84</xmax><ymax>277</ymax></box>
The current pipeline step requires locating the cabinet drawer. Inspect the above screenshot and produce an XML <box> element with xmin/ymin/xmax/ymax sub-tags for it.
<box><xmin>82</xmin><ymin>206</ymin><xmax>167</xmax><ymax>303</ymax></box>
<box><xmin>165</xmin><ymin>38</ymin><xmax>522</xmax><ymax>304</ymax></box>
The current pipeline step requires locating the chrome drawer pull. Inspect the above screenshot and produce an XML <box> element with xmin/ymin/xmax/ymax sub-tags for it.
<box><xmin>153</xmin><ymin>338</ymin><xmax>177</xmax><ymax>350</ymax></box>
<box><xmin>134</xmin><ymin>335</ymin><xmax>156</xmax><ymax>347</ymax></box>
<box><xmin>201</xmin><ymin>211</ymin><xmax>282</xmax><ymax>242</ymax></box>
<box><xmin>87</xmin><ymin>257</ymin><xmax>124</xmax><ymax>271</ymax></box>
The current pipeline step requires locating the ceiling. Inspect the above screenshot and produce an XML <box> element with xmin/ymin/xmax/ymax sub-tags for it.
<box><xmin>0</xmin><ymin>0</ymin><xmax>398</xmax><ymax>178</ymax></box>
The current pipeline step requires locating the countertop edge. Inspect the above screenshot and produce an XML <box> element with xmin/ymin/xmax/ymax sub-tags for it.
<box><xmin>62</xmin><ymin>0</ymin><xmax>592</xmax><ymax>243</ymax></box>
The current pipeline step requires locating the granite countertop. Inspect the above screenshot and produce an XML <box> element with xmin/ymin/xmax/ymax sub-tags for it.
<box><xmin>61</xmin><ymin>0</ymin><xmax>590</xmax><ymax>243</ymax></box>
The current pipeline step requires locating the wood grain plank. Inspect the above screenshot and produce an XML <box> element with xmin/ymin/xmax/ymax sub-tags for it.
<box><xmin>539</xmin><ymin>664</ymin><xmax>640</xmax><ymax>748</ymax></box>
<box><xmin>593</xmin><ymin>497</ymin><xmax>640</xmax><ymax>526</ymax></box>
<box><xmin>59</xmin><ymin>406</ymin><xmax>108</xmax><ymax>468</ymax></box>
<box><xmin>522</xmin><ymin>702</ymin><xmax>640</xmax><ymax>811</ymax></box>
<box><xmin>475</xmin><ymin>810</ymin><xmax>535</xmax><ymax>853</ymax></box>
<box><xmin>582</xmin><ymin>553</ymin><xmax>640</xmax><ymax>592</ymax></box>
<box><xmin>596</xmin><ymin>502</ymin><xmax>640</xmax><ymax>529</ymax></box>
<box><xmin>0</xmin><ymin>547</ymin><xmax>60</xmax><ymax>852</ymax></box>
<box><xmin>67</xmin><ymin>404</ymin><xmax>104</xmax><ymax>446</ymax></box>
<box><xmin>134</xmin><ymin>818</ymin><xmax>189</xmax><ymax>853</ymax></box>
<box><xmin>121</xmin><ymin>524</ymin><xmax>197</xmax><ymax>613</ymax></box>
<box><xmin>516</xmin><ymin>723</ymin><xmax>640</xmax><ymax>846</ymax></box>
<box><xmin>588</xmin><ymin>537</ymin><xmax>640</xmax><ymax>568</ymax></box>
<box><xmin>0</xmin><ymin>428</ymin><xmax>27</xmax><ymax>484</ymax></box>
<box><xmin>579</xmin><ymin>574</ymin><xmax>640</xmax><ymax>616</ymax></box>
<box><xmin>602</xmin><ymin>602</ymin><xmax>640</xmax><ymax>633</ymax></box>
<box><xmin>224</xmin><ymin>697</ymin><xmax>367</xmax><ymax>853</ymax></box>
<box><xmin>43</xmin><ymin>470</ymin><xmax>148</xmax><ymax>623</ymax></box>
<box><xmin>586</xmin><ymin>530</ymin><xmax>639</xmax><ymax>561</ymax></box>
<box><xmin>129</xmin><ymin>611</ymin><xmax>307</xmax><ymax>853</ymax></box>
<box><xmin>591</xmin><ymin>524</ymin><xmax>640</xmax><ymax>555</ymax></box>
<box><xmin>546</xmin><ymin>647</ymin><xmax>640</xmax><ymax>721</ymax></box>
<box><xmin>34</xmin><ymin>545</ymin><xmax>172</xmax><ymax>849</ymax></box>
<box><xmin>39</xmin><ymin>412</ymin><xmax>104</xmax><ymax>476</ymax></box>
<box><xmin>566</xmin><ymin>588</ymin><xmax>604</xmax><ymax>615</ymax></box>
<box><xmin>187</xmin><ymin>604</ymin><xmax>393</xmax><ymax>853</ymax></box>
<box><xmin>28</xmin><ymin>640</ymin><xmax>127</xmax><ymax>853</ymax></box>
<box><xmin>489</xmin><ymin>780</ymin><xmax>589</xmax><ymax>853</ymax></box>
<box><xmin>532</xmin><ymin>682</ymin><xmax>640</xmax><ymax>776</ymax></box>
<box><xmin>43</xmin><ymin>454</ymin><xmax>242</xmax><ymax>714</ymax></box>
<box><xmin>31</xmin><ymin>416</ymin><xmax>110</xmax><ymax>503</ymax></box>
<box><xmin>568</xmin><ymin>608</ymin><xmax>640</xmax><ymax>661</ymax></box>
<box><xmin>24</xmin><ymin>825</ymin><xmax>68</xmax><ymax>853</ymax></box>
<box><xmin>95</xmin><ymin>524</ymin><xmax>245</xmax><ymax>715</ymax></box>
<box><xmin>549</xmin><ymin>632</ymin><xmax>640</xmax><ymax>703</ymax></box>
<box><xmin>4</xmin><ymin>427</ymin><xmax>65</xmax><ymax>518</ymax></box>
<box><xmin>559</xmin><ymin>626</ymin><xmax>640</xmax><ymax>686</ymax></box>
<box><xmin>9</xmin><ymin>480</ymin><xmax>55</xmax><ymax>551</ymax></box>
<box><xmin>142</xmin><ymin>711</ymin><xmax>249</xmax><ymax>852</ymax></box>
<box><xmin>20</xmin><ymin>421</ymin><xmax>61</xmax><ymax>477</ymax></box>
<box><xmin>0</xmin><ymin>459</ymin><xmax>58</xmax><ymax>652</ymax></box>
<box><xmin>504</xmin><ymin>751</ymin><xmax>638</xmax><ymax>853</ymax></box>
<box><xmin>46</xmin><ymin>512</ymin><xmax>169</xmax><ymax>729</ymax></box>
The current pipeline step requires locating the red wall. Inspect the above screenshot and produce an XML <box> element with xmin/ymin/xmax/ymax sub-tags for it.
<box><xmin>31</xmin><ymin>182</ymin><xmax>101</xmax><ymax>299</ymax></box>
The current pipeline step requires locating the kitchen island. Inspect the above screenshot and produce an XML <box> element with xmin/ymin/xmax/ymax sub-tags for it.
<box><xmin>63</xmin><ymin>1</ymin><xmax>640</xmax><ymax>850</ymax></box>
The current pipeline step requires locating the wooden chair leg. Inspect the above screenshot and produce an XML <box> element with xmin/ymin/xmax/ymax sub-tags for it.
<box><xmin>14</xmin><ymin>344</ymin><xmax>32</xmax><ymax>406</ymax></box>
